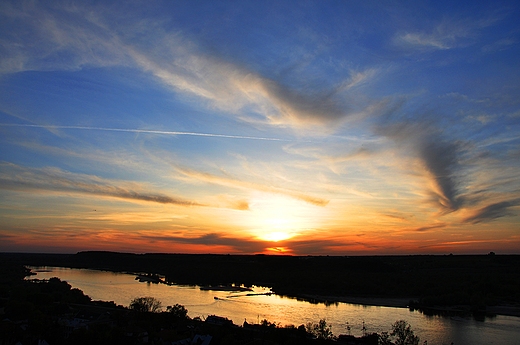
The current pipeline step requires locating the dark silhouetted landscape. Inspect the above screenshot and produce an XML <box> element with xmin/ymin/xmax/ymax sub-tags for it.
<box><xmin>4</xmin><ymin>252</ymin><xmax>520</xmax><ymax>315</ymax></box>
<box><xmin>2</xmin><ymin>252</ymin><xmax>520</xmax><ymax>344</ymax></box>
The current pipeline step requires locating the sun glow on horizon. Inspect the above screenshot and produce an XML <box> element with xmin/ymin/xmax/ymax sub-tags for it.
<box><xmin>258</xmin><ymin>231</ymin><xmax>294</xmax><ymax>242</ymax></box>
<box><xmin>242</xmin><ymin>193</ymin><xmax>328</xmax><ymax>242</ymax></box>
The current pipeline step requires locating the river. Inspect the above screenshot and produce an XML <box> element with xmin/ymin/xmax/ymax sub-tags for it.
<box><xmin>28</xmin><ymin>266</ymin><xmax>520</xmax><ymax>344</ymax></box>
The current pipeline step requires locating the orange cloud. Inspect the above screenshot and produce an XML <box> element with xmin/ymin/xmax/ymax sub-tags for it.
<box><xmin>173</xmin><ymin>166</ymin><xmax>329</xmax><ymax>207</ymax></box>
<box><xmin>0</xmin><ymin>162</ymin><xmax>204</xmax><ymax>207</ymax></box>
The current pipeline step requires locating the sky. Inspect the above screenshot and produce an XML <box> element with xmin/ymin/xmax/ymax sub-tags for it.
<box><xmin>1</xmin><ymin>0</ymin><xmax>519</xmax><ymax>255</ymax></box>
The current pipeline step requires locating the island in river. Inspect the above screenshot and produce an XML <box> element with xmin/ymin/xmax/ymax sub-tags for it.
<box><xmin>2</xmin><ymin>251</ymin><xmax>520</xmax><ymax>317</ymax></box>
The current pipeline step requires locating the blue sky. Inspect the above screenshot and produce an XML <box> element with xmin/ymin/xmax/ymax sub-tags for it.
<box><xmin>1</xmin><ymin>0</ymin><xmax>519</xmax><ymax>254</ymax></box>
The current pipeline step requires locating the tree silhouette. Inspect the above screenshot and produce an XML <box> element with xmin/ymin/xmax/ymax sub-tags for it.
<box><xmin>378</xmin><ymin>331</ymin><xmax>392</xmax><ymax>345</ymax></box>
<box><xmin>166</xmin><ymin>303</ymin><xmax>188</xmax><ymax>319</ymax></box>
<box><xmin>390</xmin><ymin>320</ymin><xmax>420</xmax><ymax>345</ymax></box>
<box><xmin>129</xmin><ymin>296</ymin><xmax>162</xmax><ymax>313</ymax></box>
<box><xmin>306</xmin><ymin>319</ymin><xmax>335</xmax><ymax>340</ymax></box>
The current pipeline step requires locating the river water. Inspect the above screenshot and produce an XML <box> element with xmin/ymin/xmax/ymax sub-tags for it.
<box><xmin>28</xmin><ymin>267</ymin><xmax>520</xmax><ymax>344</ymax></box>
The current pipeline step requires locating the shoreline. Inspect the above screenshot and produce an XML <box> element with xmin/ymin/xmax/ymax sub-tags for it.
<box><xmin>284</xmin><ymin>293</ymin><xmax>520</xmax><ymax>317</ymax></box>
<box><xmin>481</xmin><ymin>306</ymin><xmax>520</xmax><ymax>318</ymax></box>
<box><xmin>282</xmin><ymin>293</ymin><xmax>413</xmax><ymax>308</ymax></box>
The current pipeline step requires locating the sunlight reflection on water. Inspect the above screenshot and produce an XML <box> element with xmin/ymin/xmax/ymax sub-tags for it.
<box><xmin>29</xmin><ymin>267</ymin><xmax>520</xmax><ymax>345</ymax></box>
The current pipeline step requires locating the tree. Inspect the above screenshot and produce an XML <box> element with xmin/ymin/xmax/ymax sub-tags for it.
<box><xmin>306</xmin><ymin>319</ymin><xmax>335</xmax><ymax>340</ymax></box>
<box><xmin>129</xmin><ymin>296</ymin><xmax>162</xmax><ymax>313</ymax></box>
<box><xmin>166</xmin><ymin>303</ymin><xmax>188</xmax><ymax>319</ymax></box>
<box><xmin>390</xmin><ymin>320</ymin><xmax>420</xmax><ymax>345</ymax></box>
<box><xmin>378</xmin><ymin>331</ymin><xmax>393</xmax><ymax>345</ymax></box>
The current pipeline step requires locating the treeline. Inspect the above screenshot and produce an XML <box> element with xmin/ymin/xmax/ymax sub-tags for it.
<box><xmin>3</xmin><ymin>252</ymin><xmax>520</xmax><ymax>310</ymax></box>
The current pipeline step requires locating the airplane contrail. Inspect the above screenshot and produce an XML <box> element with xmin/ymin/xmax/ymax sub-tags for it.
<box><xmin>0</xmin><ymin>123</ymin><xmax>293</xmax><ymax>142</ymax></box>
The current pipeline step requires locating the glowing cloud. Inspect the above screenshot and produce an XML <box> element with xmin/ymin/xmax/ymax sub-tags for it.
<box><xmin>0</xmin><ymin>162</ymin><xmax>203</xmax><ymax>207</ymax></box>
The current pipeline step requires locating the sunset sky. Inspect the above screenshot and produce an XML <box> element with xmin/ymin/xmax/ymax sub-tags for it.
<box><xmin>1</xmin><ymin>1</ymin><xmax>519</xmax><ymax>255</ymax></box>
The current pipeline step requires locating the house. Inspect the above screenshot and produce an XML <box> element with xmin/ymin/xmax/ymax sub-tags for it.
<box><xmin>205</xmin><ymin>315</ymin><xmax>233</xmax><ymax>326</ymax></box>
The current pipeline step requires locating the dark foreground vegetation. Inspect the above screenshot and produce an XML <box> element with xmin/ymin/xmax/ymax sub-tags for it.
<box><xmin>4</xmin><ymin>251</ymin><xmax>520</xmax><ymax>317</ymax></box>
<box><xmin>0</xmin><ymin>258</ymin><xmax>423</xmax><ymax>344</ymax></box>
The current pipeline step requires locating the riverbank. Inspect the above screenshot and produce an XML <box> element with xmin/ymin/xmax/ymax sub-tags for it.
<box><xmin>282</xmin><ymin>293</ymin><xmax>413</xmax><ymax>308</ymax></box>
<box><xmin>483</xmin><ymin>305</ymin><xmax>520</xmax><ymax>317</ymax></box>
<box><xmin>278</xmin><ymin>291</ymin><xmax>520</xmax><ymax>317</ymax></box>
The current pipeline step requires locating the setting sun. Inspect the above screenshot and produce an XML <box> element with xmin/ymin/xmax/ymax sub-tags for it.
<box><xmin>258</xmin><ymin>231</ymin><xmax>293</xmax><ymax>242</ymax></box>
<box><xmin>240</xmin><ymin>193</ymin><xmax>327</xmax><ymax>243</ymax></box>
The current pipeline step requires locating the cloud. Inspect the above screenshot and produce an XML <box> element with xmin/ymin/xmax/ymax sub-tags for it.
<box><xmin>393</xmin><ymin>16</ymin><xmax>495</xmax><ymax>51</ymax></box>
<box><xmin>288</xmin><ymin>144</ymin><xmax>377</xmax><ymax>165</ymax></box>
<box><xmin>419</xmin><ymin>139</ymin><xmax>464</xmax><ymax>211</ymax></box>
<box><xmin>278</xmin><ymin>237</ymin><xmax>403</xmax><ymax>255</ymax></box>
<box><xmin>128</xmin><ymin>43</ymin><xmax>357</xmax><ymax>128</ymax></box>
<box><xmin>482</xmin><ymin>38</ymin><xmax>517</xmax><ymax>53</ymax></box>
<box><xmin>0</xmin><ymin>162</ymin><xmax>203</xmax><ymax>207</ymax></box>
<box><xmin>463</xmin><ymin>199</ymin><xmax>520</xmax><ymax>224</ymax></box>
<box><xmin>396</xmin><ymin>32</ymin><xmax>454</xmax><ymax>50</ymax></box>
<box><xmin>0</xmin><ymin>1</ymin><xmax>373</xmax><ymax>130</ymax></box>
<box><xmin>258</xmin><ymin>78</ymin><xmax>347</xmax><ymax>124</ymax></box>
<box><xmin>0</xmin><ymin>232</ymin><xmax>14</xmax><ymax>240</ymax></box>
<box><xmin>140</xmin><ymin>232</ymin><xmax>266</xmax><ymax>253</ymax></box>
<box><xmin>374</xmin><ymin>117</ymin><xmax>465</xmax><ymax>212</ymax></box>
<box><xmin>173</xmin><ymin>166</ymin><xmax>329</xmax><ymax>207</ymax></box>
<box><xmin>138</xmin><ymin>232</ymin><xmax>389</xmax><ymax>255</ymax></box>
<box><xmin>229</xmin><ymin>200</ymin><xmax>250</xmax><ymax>211</ymax></box>
<box><xmin>413</xmin><ymin>223</ymin><xmax>447</xmax><ymax>232</ymax></box>
<box><xmin>0</xmin><ymin>1</ymin><xmax>132</xmax><ymax>74</ymax></box>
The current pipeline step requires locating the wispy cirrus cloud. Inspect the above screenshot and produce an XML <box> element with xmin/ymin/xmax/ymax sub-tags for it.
<box><xmin>0</xmin><ymin>1</ymin><xmax>132</xmax><ymax>73</ymax></box>
<box><xmin>284</xmin><ymin>142</ymin><xmax>378</xmax><ymax>166</ymax></box>
<box><xmin>173</xmin><ymin>166</ymin><xmax>329</xmax><ymax>207</ymax></box>
<box><xmin>127</xmin><ymin>42</ymin><xmax>372</xmax><ymax>128</ymax></box>
<box><xmin>463</xmin><ymin>199</ymin><xmax>520</xmax><ymax>224</ymax></box>
<box><xmin>482</xmin><ymin>37</ymin><xmax>517</xmax><ymax>53</ymax></box>
<box><xmin>0</xmin><ymin>162</ymin><xmax>203</xmax><ymax>207</ymax></box>
<box><xmin>0</xmin><ymin>1</ymin><xmax>376</xmax><ymax>130</ymax></box>
<box><xmin>393</xmin><ymin>15</ymin><xmax>501</xmax><ymax>51</ymax></box>
<box><xmin>395</xmin><ymin>30</ymin><xmax>463</xmax><ymax>50</ymax></box>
